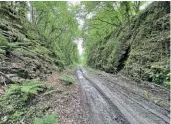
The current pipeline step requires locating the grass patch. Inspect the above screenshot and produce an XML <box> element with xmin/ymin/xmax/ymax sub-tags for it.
<box><xmin>143</xmin><ymin>90</ymin><xmax>170</xmax><ymax>106</ymax></box>
<box><xmin>34</xmin><ymin>113</ymin><xmax>58</xmax><ymax>124</ymax></box>
<box><xmin>60</xmin><ymin>73</ymin><xmax>75</xmax><ymax>85</ymax></box>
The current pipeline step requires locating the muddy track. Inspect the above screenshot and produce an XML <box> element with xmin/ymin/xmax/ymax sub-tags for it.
<box><xmin>76</xmin><ymin>68</ymin><xmax>170</xmax><ymax>124</ymax></box>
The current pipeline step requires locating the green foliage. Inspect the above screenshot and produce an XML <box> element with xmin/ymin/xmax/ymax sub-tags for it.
<box><xmin>5</xmin><ymin>79</ymin><xmax>45</xmax><ymax>101</ymax></box>
<box><xmin>82</xmin><ymin>1</ymin><xmax>170</xmax><ymax>88</ymax></box>
<box><xmin>31</xmin><ymin>1</ymin><xmax>79</xmax><ymax>66</ymax></box>
<box><xmin>164</xmin><ymin>81</ymin><xmax>170</xmax><ymax>89</ymax></box>
<box><xmin>143</xmin><ymin>90</ymin><xmax>150</xmax><ymax>99</ymax></box>
<box><xmin>0</xmin><ymin>34</ymin><xmax>9</xmax><ymax>46</ymax></box>
<box><xmin>79</xmin><ymin>1</ymin><xmax>146</xmax><ymax>70</ymax></box>
<box><xmin>147</xmin><ymin>66</ymin><xmax>170</xmax><ymax>88</ymax></box>
<box><xmin>0</xmin><ymin>34</ymin><xmax>8</xmax><ymax>54</ymax></box>
<box><xmin>34</xmin><ymin>113</ymin><xmax>58</xmax><ymax>124</ymax></box>
<box><xmin>143</xmin><ymin>90</ymin><xmax>170</xmax><ymax>106</ymax></box>
<box><xmin>0</xmin><ymin>34</ymin><xmax>12</xmax><ymax>51</ymax></box>
<box><xmin>0</xmin><ymin>79</ymin><xmax>49</xmax><ymax>124</ymax></box>
<box><xmin>149</xmin><ymin>71</ymin><xmax>170</xmax><ymax>85</ymax></box>
<box><xmin>0</xmin><ymin>34</ymin><xmax>21</xmax><ymax>53</ymax></box>
<box><xmin>0</xmin><ymin>2</ymin><xmax>79</xmax><ymax>123</ymax></box>
<box><xmin>60</xmin><ymin>73</ymin><xmax>75</xmax><ymax>85</ymax></box>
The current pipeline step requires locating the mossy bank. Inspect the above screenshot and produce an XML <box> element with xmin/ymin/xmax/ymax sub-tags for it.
<box><xmin>86</xmin><ymin>2</ymin><xmax>170</xmax><ymax>88</ymax></box>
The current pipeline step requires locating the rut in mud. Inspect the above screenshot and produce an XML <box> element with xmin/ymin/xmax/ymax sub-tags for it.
<box><xmin>76</xmin><ymin>68</ymin><xmax>170</xmax><ymax>124</ymax></box>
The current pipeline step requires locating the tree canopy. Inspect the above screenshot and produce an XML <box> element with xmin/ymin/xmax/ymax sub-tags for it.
<box><xmin>31</xmin><ymin>1</ymin><xmax>80</xmax><ymax>65</ymax></box>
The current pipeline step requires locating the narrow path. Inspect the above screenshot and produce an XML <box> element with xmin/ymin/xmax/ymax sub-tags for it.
<box><xmin>76</xmin><ymin>68</ymin><xmax>170</xmax><ymax>124</ymax></box>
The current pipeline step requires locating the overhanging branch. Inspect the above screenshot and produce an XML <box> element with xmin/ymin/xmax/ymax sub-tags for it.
<box><xmin>93</xmin><ymin>17</ymin><xmax>118</xmax><ymax>27</ymax></box>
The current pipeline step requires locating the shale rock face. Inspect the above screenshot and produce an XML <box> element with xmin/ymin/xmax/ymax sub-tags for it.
<box><xmin>0</xmin><ymin>4</ymin><xmax>59</xmax><ymax>85</ymax></box>
<box><xmin>87</xmin><ymin>2</ymin><xmax>170</xmax><ymax>85</ymax></box>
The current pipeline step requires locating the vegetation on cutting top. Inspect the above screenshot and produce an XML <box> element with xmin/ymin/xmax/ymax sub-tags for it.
<box><xmin>78</xmin><ymin>1</ymin><xmax>170</xmax><ymax>88</ymax></box>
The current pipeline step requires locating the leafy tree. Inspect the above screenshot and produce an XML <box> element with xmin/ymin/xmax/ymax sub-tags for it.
<box><xmin>78</xmin><ymin>1</ymin><xmax>145</xmax><ymax>65</ymax></box>
<box><xmin>31</xmin><ymin>2</ymin><xmax>79</xmax><ymax>66</ymax></box>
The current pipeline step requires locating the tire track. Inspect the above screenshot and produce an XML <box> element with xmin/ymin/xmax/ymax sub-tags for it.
<box><xmin>83</xmin><ymin>75</ymin><xmax>136</xmax><ymax>124</ymax></box>
<box><xmin>76</xmin><ymin>68</ymin><xmax>130</xmax><ymax>124</ymax></box>
<box><xmin>90</xmin><ymin>71</ymin><xmax>170</xmax><ymax>123</ymax></box>
<box><xmin>80</xmin><ymin>68</ymin><xmax>170</xmax><ymax>124</ymax></box>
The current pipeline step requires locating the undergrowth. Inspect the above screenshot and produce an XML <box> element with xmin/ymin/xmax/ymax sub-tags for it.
<box><xmin>0</xmin><ymin>79</ymin><xmax>51</xmax><ymax>124</ymax></box>
<box><xmin>60</xmin><ymin>73</ymin><xmax>75</xmax><ymax>85</ymax></box>
<box><xmin>34</xmin><ymin>113</ymin><xmax>58</xmax><ymax>124</ymax></box>
<box><xmin>5</xmin><ymin>79</ymin><xmax>45</xmax><ymax>101</ymax></box>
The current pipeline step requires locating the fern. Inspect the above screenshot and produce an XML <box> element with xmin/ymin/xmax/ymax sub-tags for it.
<box><xmin>5</xmin><ymin>79</ymin><xmax>45</xmax><ymax>101</ymax></box>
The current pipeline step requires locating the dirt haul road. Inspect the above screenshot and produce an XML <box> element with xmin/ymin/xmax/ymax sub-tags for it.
<box><xmin>75</xmin><ymin>68</ymin><xmax>170</xmax><ymax>124</ymax></box>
